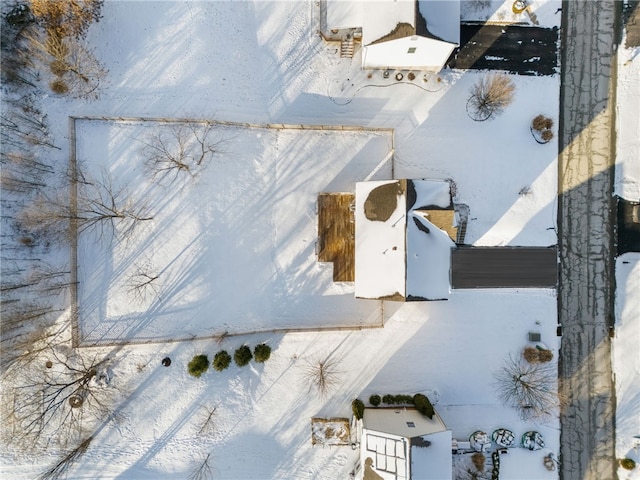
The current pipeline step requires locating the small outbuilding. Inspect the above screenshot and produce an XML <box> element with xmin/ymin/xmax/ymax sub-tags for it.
<box><xmin>324</xmin><ymin>0</ymin><xmax>460</xmax><ymax>72</ymax></box>
<box><xmin>359</xmin><ymin>407</ymin><xmax>452</xmax><ymax>480</ymax></box>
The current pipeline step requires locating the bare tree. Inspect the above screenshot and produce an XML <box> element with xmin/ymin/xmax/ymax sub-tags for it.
<box><xmin>466</xmin><ymin>74</ymin><xmax>515</xmax><ymax>121</ymax></box>
<box><xmin>301</xmin><ymin>356</ymin><xmax>342</xmax><ymax>398</ymax></box>
<box><xmin>9</xmin><ymin>351</ymin><xmax>113</xmax><ymax>448</ymax></box>
<box><xmin>140</xmin><ymin>123</ymin><xmax>225</xmax><ymax>182</ymax></box>
<box><xmin>1</xmin><ymin>7</ymin><xmax>39</xmax><ymax>89</ymax></box>
<box><xmin>195</xmin><ymin>405</ymin><xmax>217</xmax><ymax>437</ymax></box>
<box><xmin>18</xmin><ymin>170</ymin><xmax>153</xmax><ymax>243</ymax></box>
<box><xmin>0</xmin><ymin>263</ymin><xmax>71</xmax><ymax>295</ymax></box>
<box><xmin>188</xmin><ymin>453</ymin><xmax>213</xmax><ymax>480</ymax></box>
<box><xmin>37</xmin><ymin>436</ymin><xmax>93</xmax><ymax>480</ymax></box>
<box><xmin>493</xmin><ymin>354</ymin><xmax>561</xmax><ymax>421</ymax></box>
<box><xmin>0</xmin><ymin>313</ymin><xmax>66</xmax><ymax>373</ymax></box>
<box><xmin>1</xmin><ymin>151</ymin><xmax>54</xmax><ymax>193</ymax></box>
<box><xmin>26</xmin><ymin>28</ymin><xmax>107</xmax><ymax>100</ymax></box>
<box><xmin>125</xmin><ymin>260</ymin><xmax>160</xmax><ymax>304</ymax></box>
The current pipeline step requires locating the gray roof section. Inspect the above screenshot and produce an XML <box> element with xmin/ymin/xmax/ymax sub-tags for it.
<box><xmin>451</xmin><ymin>247</ymin><xmax>558</xmax><ymax>288</ymax></box>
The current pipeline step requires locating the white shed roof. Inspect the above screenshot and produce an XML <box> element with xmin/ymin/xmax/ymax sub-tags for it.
<box><xmin>418</xmin><ymin>0</ymin><xmax>461</xmax><ymax>44</ymax></box>
<box><xmin>411</xmin><ymin>430</ymin><xmax>453</xmax><ymax>480</ymax></box>
<box><xmin>363</xmin><ymin>407</ymin><xmax>448</xmax><ymax>438</ymax></box>
<box><xmin>362</xmin><ymin>0</ymin><xmax>416</xmax><ymax>46</ymax></box>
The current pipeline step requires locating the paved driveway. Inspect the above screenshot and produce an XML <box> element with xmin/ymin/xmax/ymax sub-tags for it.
<box><xmin>448</xmin><ymin>24</ymin><xmax>558</xmax><ymax>75</ymax></box>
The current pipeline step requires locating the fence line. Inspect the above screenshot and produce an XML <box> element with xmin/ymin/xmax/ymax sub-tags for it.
<box><xmin>69</xmin><ymin>116</ymin><xmax>395</xmax><ymax>348</ymax></box>
<box><xmin>76</xmin><ymin>315</ymin><xmax>386</xmax><ymax>348</ymax></box>
<box><xmin>69</xmin><ymin>117</ymin><xmax>80</xmax><ymax>348</ymax></box>
<box><xmin>70</xmin><ymin>115</ymin><xmax>394</xmax><ymax>134</ymax></box>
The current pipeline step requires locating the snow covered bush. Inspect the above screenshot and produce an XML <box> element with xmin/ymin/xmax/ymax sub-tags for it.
<box><xmin>188</xmin><ymin>355</ymin><xmax>209</xmax><ymax>378</ymax></box>
<box><xmin>351</xmin><ymin>399</ymin><xmax>364</xmax><ymax>420</ymax></box>
<box><xmin>212</xmin><ymin>350</ymin><xmax>231</xmax><ymax>372</ymax></box>
<box><xmin>233</xmin><ymin>346</ymin><xmax>252</xmax><ymax>367</ymax></box>
<box><xmin>413</xmin><ymin>393</ymin><xmax>435</xmax><ymax>419</ymax></box>
<box><xmin>467</xmin><ymin>74</ymin><xmax>515</xmax><ymax>121</ymax></box>
<box><xmin>253</xmin><ymin>343</ymin><xmax>271</xmax><ymax>363</ymax></box>
<box><xmin>369</xmin><ymin>394</ymin><xmax>381</xmax><ymax>406</ymax></box>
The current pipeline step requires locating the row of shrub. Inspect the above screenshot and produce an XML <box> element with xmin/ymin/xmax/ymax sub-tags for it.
<box><xmin>188</xmin><ymin>344</ymin><xmax>272</xmax><ymax>377</ymax></box>
<box><xmin>350</xmin><ymin>393</ymin><xmax>435</xmax><ymax>420</ymax></box>
<box><xmin>369</xmin><ymin>394</ymin><xmax>415</xmax><ymax>406</ymax></box>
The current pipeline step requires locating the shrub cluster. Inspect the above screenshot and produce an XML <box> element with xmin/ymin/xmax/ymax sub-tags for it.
<box><xmin>523</xmin><ymin>346</ymin><xmax>554</xmax><ymax>363</ymax></box>
<box><xmin>368</xmin><ymin>393</ymin><xmax>435</xmax><ymax>418</ymax></box>
<box><xmin>233</xmin><ymin>345</ymin><xmax>252</xmax><ymax>367</ymax></box>
<box><xmin>253</xmin><ymin>343</ymin><xmax>271</xmax><ymax>363</ymax></box>
<box><xmin>212</xmin><ymin>351</ymin><xmax>231</xmax><ymax>372</ymax></box>
<box><xmin>472</xmin><ymin>453</ymin><xmax>486</xmax><ymax>472</ymax></box>
<box><xmin>210</xmin><ymin>344</ymin><xmax>272</xmax><ymax>372</ymax></box>
<box><xmin>382</xmin><ymin>394</ymin><xmax>415</xmax><ymax>405</ymax></box>
<box><xmin>620</xmin><ymin>458</ymin><xmax>636</xmax><ymax>470</ymax></box>
<box><xmin>413</xmin><ymin>393</ymin><xmax>434</xmax><ymax>419</ymax></box>
<box><xmin>352</xmin><ymin>399</ymin><xmax>365</xmax><ymax>420</ymax></box>
<box><xmin>531</xmin><ymin>115</ymin><xmax>555</xmax><ymax>142</ymax></box>
<box><xmin>188</xmin><ymin>354</ymin><xmax>209</xmax><ymax>378</ymax></box>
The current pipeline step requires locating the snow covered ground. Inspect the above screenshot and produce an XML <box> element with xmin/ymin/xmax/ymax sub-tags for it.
<box><xmin>2</xmin><ymin>0</ymin><xmax>605</xmax><ymax>479</ymax></box>
<box><xmin>616</xmin><ymin>42</ymin><xmax>640</xmax><ymax>202</ymax></box>
<box><xmin>75</xmin><ymin>119</ymin><xmax>392</xmax><ymax>344</ymax></box>
<box><xmin>614</xmin><ymin>23</ymin><xmax>640</xmax><ymax>480</ymax></box>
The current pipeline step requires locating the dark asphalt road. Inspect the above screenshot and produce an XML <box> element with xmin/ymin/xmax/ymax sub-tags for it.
<box><xmin>557</xmin><ymin>2</ymin><xmax>620</xmax><ymax>479</ymax></box>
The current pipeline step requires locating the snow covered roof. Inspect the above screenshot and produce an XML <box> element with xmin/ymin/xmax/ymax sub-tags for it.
<box><xmin>418</xmin><ymin>0</ymin><xmax>461</xmax><ymax>44</ymax></box>
<box><xmin>361</xmin><ymin>407</ymin><xmax>451</xmax><ymax>480</ymax></box>
<box><xmin>411</xmin><ymin>430</ymin><xmax>453</xmax><ymax>480</ymax></box>
<box><xmin>355</xmin><ymin>179</ymin><xmax>455</xmax><ymax>301</ymax></box>
<box><xmin>363</xmin><ymin>407</ymin><xmax>448</xmax><ymax>438</ymax></box>
<box><xmin>362</xmin><ymin>0</ymin><xmax>416</xmax><ymax>46</ymax></box>
<box><xmin>325</xmin><ymin>0</ymin><xmax>460</xmax><ymax>72</ymax></box>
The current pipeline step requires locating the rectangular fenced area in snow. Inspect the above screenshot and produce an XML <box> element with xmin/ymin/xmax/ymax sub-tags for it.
<box><xmin>72</xmin><ymin>118</ymin><xmax>393</xmax><ymax>345</ymax></box>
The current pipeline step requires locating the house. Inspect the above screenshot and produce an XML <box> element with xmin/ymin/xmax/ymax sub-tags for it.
<box><xmin>323</xmin><ymin>0</ymin><xmax>460</xmax><ymax>71</ymax></box>
<box><xmin>359</xmin><ymin>407</ymin><xmax>452</xmax><ymax>480</ymax></box>
<box><xmin>354</xmin><ymin>179</ymin><xmax>457</xmax><ymax>301</ymax></box>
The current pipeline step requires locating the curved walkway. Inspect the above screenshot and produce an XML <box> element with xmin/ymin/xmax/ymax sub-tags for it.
<box><xmin>558</xmin><ymin>2</ymin><xmax>620</xmax><ymax>479</ymax></box>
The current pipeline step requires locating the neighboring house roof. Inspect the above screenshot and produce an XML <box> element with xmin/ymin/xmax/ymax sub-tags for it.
<box><xmin>361</xmin><ymin>407</ymin><xmax>452</xmax><ymax>480</ymax></box>
<box><xmin>325</xmin><ymin>0</ymin><xmax>460</xmax><ymax>71</ymax></box>
<box><xmin>354</xmin><ymin>179</ymin><xmax>456</xmax><ymax>301</ymax></box>
<box><xmin>363</xmin><ymin>407</ymin><xmax>448</xmax><ymax>438</ymax></box>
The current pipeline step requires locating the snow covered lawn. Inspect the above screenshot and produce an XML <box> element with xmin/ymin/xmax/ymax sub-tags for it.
<box><xmin>75</xmin><ymin>119</ymin><xmax>393</xmax><ymax>344</ymax></box>
<box><xmin>0</xmin><ymin>1</ymin><xmax>570</xmax><ymax>479</ymax></box>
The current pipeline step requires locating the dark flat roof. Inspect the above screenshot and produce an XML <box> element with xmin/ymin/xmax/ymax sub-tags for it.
<box><xmin>451</xmin><ymin>247</ymin><xmax>558</xmax><ymax>288</ymax></box>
